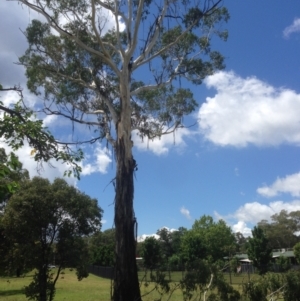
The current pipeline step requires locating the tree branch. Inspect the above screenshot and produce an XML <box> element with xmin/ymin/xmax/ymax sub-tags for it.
<box><xmin>130</xmin><ymin>76</ymin><xmax>174</xmax><ymax>96</ymax></box>
<box><xmin>133</xmin><ymin>0</ymin><xmax>168</xmax><ymax>65</ymax></box>
<box><xmin>129</xmin><ymin>0</ymin><xmax>145</xmax><ymax>57</ymax></box>
<box><xmin>91</xmin><ymin>0</ymin><xmax>110</xmax><ymax>57</ymax></box>
<box><xmin>17</xmin><ymin>0</ymin><xmax>120</xmax><ymax>74</ymax></box>
<box><xmin>128</xmin><ymin>0</ymin><xmax>133</xmax><ymax>49</ymax></box>
<box><xmin>0</xmin><ymin>102</ymin><xmax>58</xmax><ymax>161</ymax></box>
<box><xmin>203</xmin><ymin>273</ymin><xmax>214</xmax><ymax>301</ymax></box>
<box><xmin>113</xmin><ymin>0</ymin><xmax>125</xmax><ymax>58</ymax></box>
<box><xmin>43</xmin><ymin>107</ymin><xmax>102</xmax><ymax>127</ymax></box>
<box><xmin>19</xmin><ymin>61</ymin><xmax>119</xmax><ymax>124</ymax></box>
<box><xmin>135</xmin><ymin>0</ymin><xmax>222</xmax><ymax>69</ymax></box>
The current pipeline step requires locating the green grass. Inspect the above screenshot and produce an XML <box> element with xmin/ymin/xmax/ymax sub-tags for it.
<box><xmin>0</xmin><ymin>269</ymin><xmax>111</xmax><ymax>301</ymax></box>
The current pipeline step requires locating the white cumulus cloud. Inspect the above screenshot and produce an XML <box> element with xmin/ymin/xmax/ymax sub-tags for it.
<box><xmin>132</xmin><ymin>127</ymin><xmax>190</xmax><ymax>155</ymax></box>
<box><xmin>232</xmin><ymin>221</ymin><xmax>252</xmax><ymax>237</ymax></box>
<box><xmin>137</xmin><ymin>234</ymin><xmax>159</xmax><ymax>242</ymax></box>
<box><xmin>180</xmin><ymin>206</ymin><xmax>192</xmax><ymax>220</ymax></box>
<box><xmin>81</xmin><ymin>146</ymin><xmax>112</xmax><ymax>175</ymax></box>
<box><xmin>234</xmin><ymin>202</ymin><xmax>276</xmax><ymax>223</ymax></box>
<box><xmin>199</xmin><ymin>71</ymin><xmax>300</xmax><ymax>147</ymax></box>
<box><xmin>0</xmin><ymin>140</ymin><xmax>78</xmax><ymax>185</ymax></box>
<box><xmin>257</xmin><ymin>172</ymin><xmax>300</xmax><ymax>197</ymax></box>
<box><xmin>138</xmin><ymin>227</ymin><xmax>178</xmax><ymax>242</ymax></box>
<box><xmin>283</xmin><ymin>18</ymin><xmax>300</xmax><ymax>38</ymax></box>
<box><xmin>216</xmin><ymin>200</ymin><xmax>300</xmax><ymax>237</ymax></box>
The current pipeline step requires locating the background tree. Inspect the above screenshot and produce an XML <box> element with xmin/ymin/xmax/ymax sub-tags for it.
<box><xmin>0</xmin><ymin>149</ymin><xmax>29</xmax><ymax>276</ymax></box>
<box><xmin>157</xmin><ymin>228</ymin><xmax>174</xmax><ymax>264</ymax></box>
<box><xmin>293</xmin><ymin>242</ymin><xmax>300</xmax><ymax>264</ymax></box>
<box><xmin>258</xmin><ymin>210</ymin><xmax>300</xmax><ymax>249</ymax></box>
<box><xmin>13</xmin><ymin>0</ymin><xmax>229</xmax><ymax>299</ymax></box>
<box><xmin>186</xmin><ymin>215</ymin><xmax>236</xmax><ymax>263</ymax></box>
<box><xmin>1</xmin><ymin>177</ymin><xmax>103</xmax><ymax>301</ymax></box>
<box><xmin>181</xmin><ymin>230</ymin><xmax>207</xmax><ymax>265</ymax></box>
<box><xmin>167</xmin><ymin>227</ymin><xmax>187</xmax><ymax>270</ymax></box>
<box><xmin>289</xmin><ymin>211</ymin><xmax>300</xmax><ymax>233</ymax></box>
<box><xmin>90</xmin><ymin>228</ymin><xmax>116</xmax><ymax>266</ymax></box>
<box><xmin>154</xmin><ymin>227</ymin><xmax>187</xmax><ymax>269</ymax></box>
<box><xmin>171</xmin><ymin>227</ymin><xmax>188</xmax><ymax>255</ymax></box>
<box><xmin>142</xmin><ymin>236</ymin><xmax>163</xmax><ymax>276</ymax></box>
<box><xmin>234</xmin><ymin>231</ymin><xmax>248</xmax><ymax>253</ymax></box>
<box><xmin>247</xmin><ymin>226</ymin><xmax>272</xmax><ymax>275</ymax></box>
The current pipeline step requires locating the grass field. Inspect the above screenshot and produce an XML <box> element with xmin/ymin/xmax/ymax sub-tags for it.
<box><xmin>0</xmin><ymin>270</ymin><xmax>261</xmax><ymax>301</ymax></box>
<box><xmin>0</xmin><ymin>269</ymin><xmax>111</xmax><ymax>301</ymax></box>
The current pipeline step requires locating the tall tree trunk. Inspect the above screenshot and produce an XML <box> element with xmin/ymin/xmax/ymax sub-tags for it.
<box><xmin>113</xmin><ymin>72</ymin><xmax>141</xmax><ymax>301</ymax></box>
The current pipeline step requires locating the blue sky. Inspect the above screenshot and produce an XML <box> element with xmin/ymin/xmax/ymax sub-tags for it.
<box><xmin>1</xmin><ymin>1</ymin><xmax>300</xmax><ymax>238</ymax></box>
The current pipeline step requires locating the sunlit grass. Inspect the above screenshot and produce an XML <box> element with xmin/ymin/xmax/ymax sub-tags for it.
<box><xmin>0</xmin><ymin>269</ymin><xmax>111</xmax><ymax>301</ymax></box>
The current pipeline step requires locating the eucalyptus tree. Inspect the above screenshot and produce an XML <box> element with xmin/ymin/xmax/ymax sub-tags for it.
<box><xmin>12</xmin><ymin>0</ymin><xmax>229</xmax><ymax>299</ymax></box>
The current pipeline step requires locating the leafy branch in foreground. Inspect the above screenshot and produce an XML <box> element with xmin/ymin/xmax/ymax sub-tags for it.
<box><xmin>0</xmin><ymin>148</ymin><xmax>27</xmax><ymax>201</ymax></box>
<box><xmin>0</xmin><ymin>85</ymin><xmax>83</xmax><ymax>178</ymax></box>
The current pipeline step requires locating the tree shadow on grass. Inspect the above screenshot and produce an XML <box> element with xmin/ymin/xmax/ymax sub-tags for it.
<box><xmin>0</xmin><ymin>288</ymin><xmax>25</xmax><ymax>297</ymax></box>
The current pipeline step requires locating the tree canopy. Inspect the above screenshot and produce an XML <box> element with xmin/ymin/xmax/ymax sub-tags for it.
<box><xmin>189</xmin><ymin>215</ymin><xmax>235</xmax><ymax>262</ymax></box>
<box><xmin>247</xmin><ymin>226</ymin><xmax>273</xmax><ymax>275</ymax></box>
<box><xmin>1</xmin><ymin>176</ymin><xmax>103</xmax><ymax>301</ymax></box>
<box><xmin>89</xmin><ymin>228</ymin><xmax>116</xmax><ymax>266</ymax></box>
<box><xmin>258</xmin><ymin>210</ymin><xmax>300</xmax><ymax>249</ymax></box>
<box><xmin>142</xmin><ymin>236</ymin><xmax>163</xmax><ymax>273</ymax></box>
